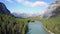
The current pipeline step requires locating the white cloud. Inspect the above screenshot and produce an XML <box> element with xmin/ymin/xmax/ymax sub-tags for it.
<box><xmin>16</xmin><ymin>0</ymin><xmax>48</xmax><ymax>7</ymax></box>
<box><xmin>24</xmin><ymin>1</ymin><xmax>33</xmax><ymax>6</ymax></box>
<box><xmin>6</xmin><ymin>0</ymin><xmax>48</xmax><ymax>7</ymax></box>
<box><xmin>32</xmin><ymin>1</ymin><xmax>48</xmax><ymax>7</ymax></box>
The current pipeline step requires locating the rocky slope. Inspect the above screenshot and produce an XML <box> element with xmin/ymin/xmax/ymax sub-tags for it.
<box><xmin>41</xmin><ymin>0</ymin><xmax>60</xmax><ymax>19</ymax></box>
<box><xmin>0</xmin><ymin>2</ymin><xmax>13</xmax><ymax>16</ymax></box>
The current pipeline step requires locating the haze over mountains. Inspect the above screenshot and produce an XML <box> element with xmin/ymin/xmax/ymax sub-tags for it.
<box><xmin>12</xmin><ymin>12</ymin><xmax>40</xmax><ymax>18</ymax></box>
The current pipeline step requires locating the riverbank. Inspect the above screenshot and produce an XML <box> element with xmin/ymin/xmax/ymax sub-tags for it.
<box><xmin>43</xmin><ymin>26</ymin><xmax>54</xmax><ymax>34</ymax></box>
<box><xmin>37</xmin><ymin>20</ymin><xmax>55</xmax><ymax>34</ymax></box>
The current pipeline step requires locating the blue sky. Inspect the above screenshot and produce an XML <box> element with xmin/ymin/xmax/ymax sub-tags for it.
<box><xmin>0</xmin><ymin>0</ymin><xmax>56</xmax><ymax>14</ymax></box>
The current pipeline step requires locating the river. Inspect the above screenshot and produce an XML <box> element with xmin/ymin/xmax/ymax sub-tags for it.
<box><xmin>27</xmin><ymin>21</ymin><xmax>49</xmax><ymax>34</ymax></box>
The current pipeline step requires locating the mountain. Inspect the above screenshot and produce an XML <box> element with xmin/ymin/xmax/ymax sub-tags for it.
<box><xmin>0</xmin><ymin>2</ymin><xmax>13</xmax><ymax>16</ymax></box>
<box><xmin>41</xmin><ymin>0</ymin><xmax>60</xmax><ymax>19</ymax></box>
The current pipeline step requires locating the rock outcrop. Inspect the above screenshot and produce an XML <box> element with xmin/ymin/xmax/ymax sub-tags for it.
<box><xmin>0</xmin><ymin>2</ymin><xmax>13</xmax><ymax>16</ymax></box>
<box><xmin>41</xmin><ymin>0</ymin><xmax>60</xmax><ymax>19</ymax></box>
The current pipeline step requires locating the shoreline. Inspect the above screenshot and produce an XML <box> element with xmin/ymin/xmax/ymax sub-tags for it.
<box><xmin>43</xmin><ymin>27</ymin><xmax>54</xmax><ymax>34</ymax></box>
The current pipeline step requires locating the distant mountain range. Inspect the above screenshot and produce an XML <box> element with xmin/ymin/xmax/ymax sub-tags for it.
<box><xmin>12</xmin><ymin>12</ymin><xmax>40</xmax><ymax>18</ymax></box>
<box><xmin>12</xmin><ymin>12</ymin><xmax>30</xmax><ymax>18</ymax></box>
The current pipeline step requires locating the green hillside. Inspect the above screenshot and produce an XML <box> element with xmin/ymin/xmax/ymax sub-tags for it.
<box><xmin>41</xmin><ymin>7</ymin><xmax>60</xmax><ymax>34</ymax></box>
<box><xmin>0</xmin><ymin>14</ymin><xmax>28</xmax><ymax>34</ymax></box>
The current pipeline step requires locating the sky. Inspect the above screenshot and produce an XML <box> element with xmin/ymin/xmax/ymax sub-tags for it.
<box><xmin>0</xmin><ymin>0</ymin><xmax>56</xmax><ymax>14</ymax></box>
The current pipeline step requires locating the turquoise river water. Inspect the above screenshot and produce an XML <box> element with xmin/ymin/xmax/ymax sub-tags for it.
<box><xmin>27</xmin><ymin>21</ymin><xmax>49</xmax><ymax>34</ymax></box>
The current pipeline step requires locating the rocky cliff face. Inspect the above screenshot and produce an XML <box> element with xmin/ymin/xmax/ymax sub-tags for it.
<box><xmin>41</xmin><ymin>0</ymin><xmax>60</xmax><ymax>19</ymax></box>
<box><xmin>0</xmin><ymin>2</ymin><xmax>12</xmax><ymax>16</ymax></box>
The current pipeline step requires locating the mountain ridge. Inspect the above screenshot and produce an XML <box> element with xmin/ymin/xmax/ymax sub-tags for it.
<box><xmin>41</xmin><ymin>0</ymin><xmax>60</xmax><ymax>19</ymax></box>
<box><xmin>0</xmin><ymin>2</ymin><xmax>13</xmax><ymax>16</ymax></box>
